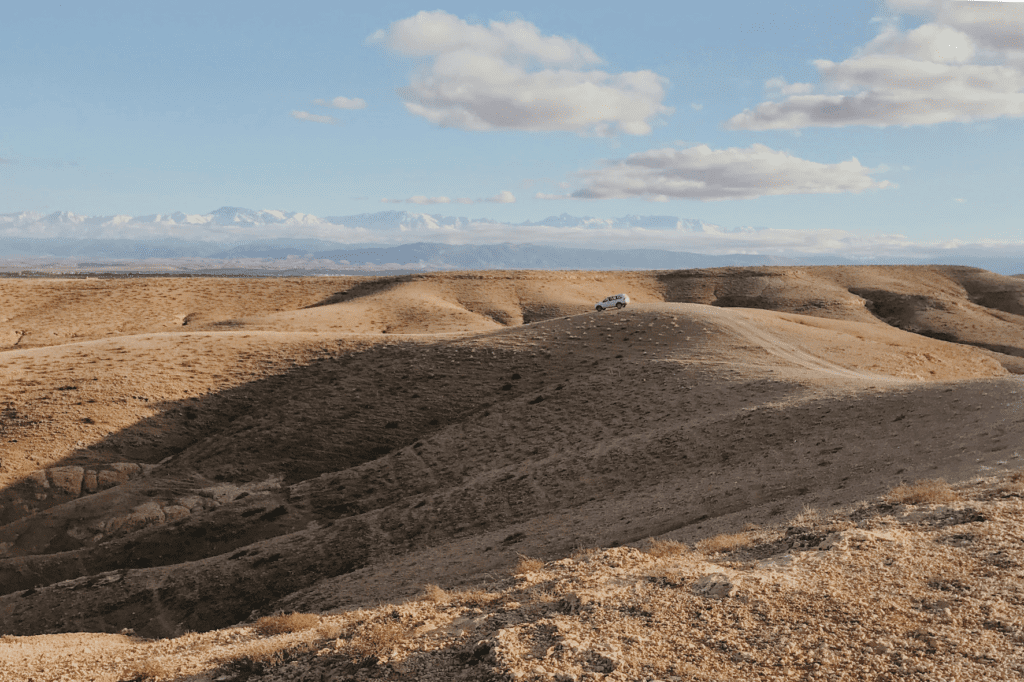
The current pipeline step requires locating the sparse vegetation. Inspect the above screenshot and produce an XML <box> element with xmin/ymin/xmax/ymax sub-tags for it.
<box><xmin>346</xmin><ymin>620</ymin><xmax>409</xmax><ymax>663</ymax></box>
<box><xmin>122</xmin><ymin>658</ymin><xmax>172</xmax><ymax>681</ymax></box>
<box><xmin>696</xmin><ymin>532</ymin><xmax>753</xmax><ymax>555</ymax></box>
<box><xmin>316</xmin><ymin>620</ymin><xmax>347</xmax><ymax>640</ymax></box>
<box><xmin>571</xmin><ymin>543</ymin><xmax>600</xmax><ymax>560</ymax></box>
<box><xmin>644</xmin><ymin>537</ymin><xmax>690</xmax><ymax>557</ymax></box>
<box><xmin>418</xmin><ymin>583</ymin><xmax>449</xmax><ymax>603</ymax></box>
<box><xmin>254</xmin><ymin>611</ymin><xmax>320</xmax><ymax>636</ymax></box>
<box><xmin>514</xmin><ymin>555</ymin><xmax>544</xmax><ymax>574</ymax></box>
<box><xmin>217</xmin><ymin>639</ymin><xmax>290</xmax><ymax>677</ymax></box>
<box><xmin>792</xmin><ymin>504</ymin><xmax>821</xmax><ymax>525</ymax></box>
<box><xmin>886</xmin><ymin>478</ymin><xmax>960</xmax><ymax>505</ymax></box>
<box><xmin>453</xmin><ymin>586</ymin><xmax>502</xmax><ymax>607</ymax></box>
<box><xmin>996</xmin><ymin>470</ymin><xmax>1024</xmax><ymax>496</ymax></box>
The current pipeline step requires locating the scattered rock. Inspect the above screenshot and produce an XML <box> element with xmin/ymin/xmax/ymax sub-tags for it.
<box><xmin>47</xmin><ymin>467</ymin><xmax>84</xmax><ymax>496</ymax></box>
<box><xmin>692</xmin><ymin>573</ymin><xmax>738</xmax><ymax>599</ymax></box>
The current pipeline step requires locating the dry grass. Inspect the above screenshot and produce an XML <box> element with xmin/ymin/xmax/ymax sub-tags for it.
<box><xmin>886</xmin><ymin>478</ymin><xmax>960</xmax><ymax>505</ymax></box>
<box><xmin>644</xmin><ymin>538</ymin><xmax>690</xmax><ymax>557</ymax></box>
<box><xmin>316</xmin><ymin>620</ymin><xmax>347</xmax><ymax>641</ymax></box>
<box><xmin>993</xmin><ymin>470</ymin><xmax>1024</xmax><ymax>496</ymax></box>
<box><xmin>418</xmin><ymin>583</ymin><xmax>449</xmax><ymax>603</ymax></box>
<box><xmin>513</xmin><ymin>555</ymin><xmax>544</xmax><ymax>575</ymax></box>
<box><xmin>123</xmin><ymin>658</ymin><xmax>172</xmax><ymax>681</ymax></box>
<box><xmin>347</xmin><ymin>621</ymin><xmax>409</xmax><ymax>663</ymax></box>
<box><xmin>217</xmin><ymin>638</ymin><xmax>298</xmax><ymax>677</ymax></box>
<box><xmin>792</xmin><ymin>505</ymin><xmax>821</xmax><ymax>525</ymax></box>
<box><xmin>254</xmin><ymin>611</ymin><xmax>320</xmax><ymax>636</ymax></box>
<box><xmin>695</xmin><ymin>532</ymin><xmax>754</xmax><ymax>555</ymax></box>
<box><xmin>451</xmin><ymin>587</ymin><xmax>501</xmax><ymax>607</ymax></box>
<box><xmin>570</xmin><ymin>545</ymin><xmax>600</xmax><ymax>561</ymax></box>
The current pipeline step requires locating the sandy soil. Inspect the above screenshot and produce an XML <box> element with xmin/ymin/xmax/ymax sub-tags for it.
<box><xmin>1</xmin><ymin>265</ymin><xmax>1023</xmax><ymax>680</ymax></box>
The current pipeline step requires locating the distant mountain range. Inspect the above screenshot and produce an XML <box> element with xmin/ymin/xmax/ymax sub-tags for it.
<box><xmin>2</xmin><ymin>207</ymin><xmax>1021</xmax><ymax>275</ymax></box>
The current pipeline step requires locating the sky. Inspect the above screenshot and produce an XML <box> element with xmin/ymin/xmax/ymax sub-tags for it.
<box><xmin>2</xmin><ymin>0</ymin><xmax>1023</xmax><ymax>256</ymax></box>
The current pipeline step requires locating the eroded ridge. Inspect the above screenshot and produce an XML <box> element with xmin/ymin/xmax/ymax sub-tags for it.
<box><xmin>2</xmin><ymin>473</ymin><xmax>1024</xmax><ymax>681</ymax></box>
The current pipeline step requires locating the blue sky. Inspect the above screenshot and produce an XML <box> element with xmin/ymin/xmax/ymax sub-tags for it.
<box><xmin>2</xmin><ymin>0</ymin><xmax>1023</xmax><ymax>254</ymax></box>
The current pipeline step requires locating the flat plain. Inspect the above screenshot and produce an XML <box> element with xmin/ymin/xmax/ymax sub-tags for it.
<box><xmin>1</xmin><ymin>265</ymin><xmax>1023</xmax><ymax>681</ymax></box>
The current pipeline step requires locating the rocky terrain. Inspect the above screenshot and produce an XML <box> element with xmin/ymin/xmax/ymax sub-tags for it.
<box><xmin>1</xmin><ymin>265</ymin><xmax>1023</xmax><ymax>680</ymax></box>
<box><xmin>2</xmin><ymin>474</ymin><xmax>1024</xmax><ymax>681</ymax></box>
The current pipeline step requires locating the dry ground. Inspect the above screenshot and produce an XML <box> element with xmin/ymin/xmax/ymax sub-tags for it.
<box><xmin>1</xmin><ymin>265</ymin><xmax>1023</xmax><ymax>680</ymax></box>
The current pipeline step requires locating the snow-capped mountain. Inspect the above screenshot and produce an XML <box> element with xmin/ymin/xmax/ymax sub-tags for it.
<box><xmin>1</xmin><ymin>207</ymin><xmax>1022</xmax><ymax>274</ymax></box>
<box><xmin>0</xmin><ymin>207</ymin><xmax>738</xmax><ymax>241</ymax></box>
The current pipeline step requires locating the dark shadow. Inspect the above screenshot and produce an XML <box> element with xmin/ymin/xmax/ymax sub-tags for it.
<box><xmin>0</xmin><ymin>331</ymin><xmax>568</xmax><ymax>636</ymax></box>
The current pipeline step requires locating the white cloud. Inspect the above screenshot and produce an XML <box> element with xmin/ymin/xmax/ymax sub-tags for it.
<box><xmin>370</xmin><ymin>10</ymin><xmax>672</xmax><ymax>136</ymax></box>
<box><xmin>553</xmin><ymin>144</ymin><xmax>893</xmax><ymax>202</ymax></box>
<box><xmin>765</xmin><ymin>78</ymin><xmax>816</xmax><ymax>95</ymax></box>
<box><xmin>727</xmin><ymin>2</ymin><xmax>1024</xmax><ymax>129</ymax></box>
<box><xmin>690</xmin><ymin>103</ymin><xmax>704</xmax><ymax>110</ymax></box>
<box><xmin>291</xmin><ymin>110</ymin><xmax>336</xmax><ymax>124</ymax></box>
<box><xmin>313</xmin><ymin>96</ymin><xmax>367</xmax><ymax>110</ymax></box>
<box><xmin>485</xmin><ymin>190</ymin><xmax>516</xmax><ymax>203</ymax></box>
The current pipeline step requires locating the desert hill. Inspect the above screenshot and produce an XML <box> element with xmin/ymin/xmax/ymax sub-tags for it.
<box><xmin>1</xmin><ymin>265</ymin><xmax>1023</xmax><ymax>679</ymax></box>
<box><xmin>4</xmin><ymin>474</ymin><xmax>1024</xmax><ymax>682</ymax></box>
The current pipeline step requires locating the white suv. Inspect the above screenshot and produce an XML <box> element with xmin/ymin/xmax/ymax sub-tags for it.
<box><xmin>595</xmin><ymin>293</ymin><xmax>629</xmax><ymax>311</ymax></box>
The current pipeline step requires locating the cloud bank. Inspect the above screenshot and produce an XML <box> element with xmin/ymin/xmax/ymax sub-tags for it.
<box><xmin>548</xmin><ymin>144</ymin><xmax>893</xmax><ymax>202</ymax></box>
<box><xmin>727</xmin><ymin>1</ymin><xmax>1024</xmax><ymax>129</ymax></box>
<box><xmin>3</xmin><ymin>207</ymin><xmax>1022</xmax><ymax>262</ymax></box>
<box><xmin>382</xmin><ymin>191</ymin><xmax>516</xmax><ymax>205</ymax></box>
<box><xmin>370</xmin><ymin>10</ymin><xmax>671</xmax><ymax>136</ymax></box>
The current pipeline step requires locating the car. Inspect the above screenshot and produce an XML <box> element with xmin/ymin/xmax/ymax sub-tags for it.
<box><xmin>595</xmin><ymin>293</ymin><xmax>629</xmax><ymax>311</ymax></box>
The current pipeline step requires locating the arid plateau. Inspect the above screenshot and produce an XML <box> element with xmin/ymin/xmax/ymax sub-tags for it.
<box><xmin>1</xmin><ymin>265</ymin><xmax>1024</xmax><ymax>681</ymax></box>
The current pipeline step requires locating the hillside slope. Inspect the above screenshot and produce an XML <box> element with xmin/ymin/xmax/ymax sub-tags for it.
<box><xmin>0</xmin><ymin>266</ymin><xmax>1022</xmax><ymax>643</ymax></box>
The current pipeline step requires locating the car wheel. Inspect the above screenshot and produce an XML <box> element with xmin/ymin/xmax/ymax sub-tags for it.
<box><xmin>595</xmin><ymin>306</ymin><xmax>602</xmax><ymax>312</ymax></box>
<box><xmin>616</xmin><ymin>302</ymin><xmax>624</xmax><ymax>309</ymax></box>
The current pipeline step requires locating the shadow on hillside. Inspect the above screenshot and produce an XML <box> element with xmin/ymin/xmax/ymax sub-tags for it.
<box><xmin>0</xmin><ymin>333</ymin><xmax>566</xmax><ymax>632</ymax></box>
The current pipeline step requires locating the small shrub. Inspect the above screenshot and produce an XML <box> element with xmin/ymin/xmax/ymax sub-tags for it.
<box><xmin>571</xmin><ymin>545</ymin><xmax>599</xmax><ymax>561</ymax></box>
<box><xmin>645</xmin><ymin>538</ymin><xmax>690</xmax><ymax>558</ymax></box>
<box><xmin>348</xmin><ymin>621</ymin><xmax>409</xmax><ymax>663</ymax></box>
<box><xmin>316</xmin><ymin>620</ymin><xmax>347</xmax><ymax>640</ymax></box>
<box><xmin>255</xmin><ymin>612</ymin><xmax>320</xmax><ymax>636</ymax></box>
<box><xmin>513</xmin><ymin>555</ymin><xmax>544</xmax><ymax>575</ymax></box>
<box><xmin>792</xmin><ymin>505</ymin><xmax>821</xmax><ymax>525</ymax></box>
<box><xmin>452</xmin><ymin>587</ymin><xmax>499</xmax><ymax>607</ymax></box>
<box><xmin>696</xmin><ymin>532</ymin><xmax>752</xmax><ymax>555</ymax></box>
<box><xmin>218</xmin><ymin>639</ymin><xmax>290</xmax><ymax>677</ymax></box>
<box><xmin>998</xmin><ymin>471</ymin><xmax>1024</xmax><ymax>495</ymax></box>
<box><xmin>419</xmin><ymin>584</ymin><xmax>449</xmax><ymax>603</ymax></box>
<box><xmin>123</xmin><ymin>659</ymin><xmax>172</xmax><ymax>681</ymax></box>
<box><xmin>886</xmin><ymin>479</ymin><xmax>959</xmax><ymax>505</ymax></box>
